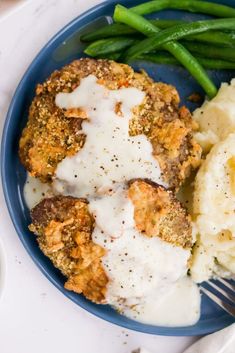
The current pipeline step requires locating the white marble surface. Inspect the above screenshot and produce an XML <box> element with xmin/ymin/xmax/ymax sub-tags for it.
<box><xmin>0</xmin><ymin>0</ymin><xmax>28</xmax><ymax>18</ymax></box>
<box><xmin>0</xmin><ymin>1</ymin><xmax>198</xmax><ymax>352</ymax></box>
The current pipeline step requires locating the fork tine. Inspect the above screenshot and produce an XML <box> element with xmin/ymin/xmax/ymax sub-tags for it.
<box><xmin>207</xmin><ymin>280</ymin><xmax>235</xmax><ymax>302</ymax></box>
<box><xmin>217</xmin><ymin>278</ymin><xmax>235</xmax><ymax>292</ymax></box>
<box><xmin>200</xmin><ymin>286</ymin><xmax>235</xmax><ymax>317</ymax></box>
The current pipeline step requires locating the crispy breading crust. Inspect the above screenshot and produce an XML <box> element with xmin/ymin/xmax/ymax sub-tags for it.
<box><xmin>19</xmin><ymin>58</ymin><xmax>201</xmax><ymax>188</ymax></box>
<box><xmin>128</xmin><ymin>179</ymin><xmax>192</xmax><ymax>249</ymax></box>
<box><xmin>29</xmin><ymin>180</ymin><xmax>192</xmax><ymax>303</ymax></box>
<box><xmin>29</xmin><ymin>196</ymin><xmax>108</xmax><ymax>303</ymax></box>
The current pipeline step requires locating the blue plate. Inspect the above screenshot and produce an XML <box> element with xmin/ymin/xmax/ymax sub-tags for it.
<box><xmin>1</xmin><ymin>0</ymin><xmax>235</xmax><ymax>336</ymax></box>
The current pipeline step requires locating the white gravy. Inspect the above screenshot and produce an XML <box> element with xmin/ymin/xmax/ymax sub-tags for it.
<box><xmin>53</xmin><ymin>74</ymin><xmax>200</xmax><ymax>326</ymax></box>
<box><xmin>54</xmin><ymin>75</ymin><xmax>165</xmax><ymax>198</ymax></box>
<box><xmin>90</xmin><ymin>188</ymin><xmax>190</xmax><ymax>301</ymax></box>
<box><xmin>123</xmin><ymin>276</ymin><xmax>201</xmax><ymax>326</ymax></box>
<box><xmin>23</xmin><ymin>173</ymin><xmax>52</xmax><ymax>209</ymax></box>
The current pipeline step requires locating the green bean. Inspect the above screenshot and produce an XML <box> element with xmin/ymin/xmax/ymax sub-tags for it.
<box><xmin>91</xmin><ymin>46</ymin><xmax>235</xmax><ymax>70</ymax></box>
<box><xmin>84</xmin><ymin>37</ymin><xmax>137</xmax><ymax>57</ymax></box>
<box><xmin>81</xmin><ymin>20</ymin><xmax>235</xmax><ymax>47</ymax></box>
<box><xmin>113</xmin><ymin>5</ymin><xmax>217</xmax><ymax>98</ymax></box>
<box><xmin>139</xmin><ymin>53</ymin><xmax>179</xmax><ymax>66</ymax></box>
<box><xmin>160</xmin><ymin>42</ymin><xmax>218</xmax><ymax>98</ymax></box>
<box><xmin>85</xmin><ymin>36</ymin><xmax>235</xmax><ymax>63</ymax></box>
<box><xmin>113</xmin><ymin>6</ymin><xmax>235</xmax><ymax>60</ymax></box>
<box><xmin>186</xmin><ymin>31</ymin><xmax>235</xmax><ymax>47</ymax></box>
<box><xmin>81</xmin><ymin>24</ymin><xmax>137</xmax><ymax>42</ymax></box>
<box><xmin>85</xmin><ymin>37</ymin><xmax>140</xmax><ymax>57</ymax></box>
<box><xmin>181</xmin><ymin>42</ymin><xmax>235</xmax><ymax>62</ymax></box>
<box><xmin>96</xmin><ymin>52</ymin><xmax>122</xmax><ymax>61</ymax></box>
<box><xmin>150</xmin><ymin>19</ymin><xmax>185</xmax><ymax>28</ymax></box>
<box><xmin>80</xmin><ymin>20</ymin><xmax>183</xmax><ymax>42</ymax></box>
<box><xmin>140</xmin><ymin>53</ymin><xmax>235</xmax><ymax>70</ymax></box>
<box><xmin>131</xmin><ymin>0</ymin><xmax>235</xmax><ymax>18</ymax></box>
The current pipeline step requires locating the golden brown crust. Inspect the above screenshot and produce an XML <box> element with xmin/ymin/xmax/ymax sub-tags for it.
<box><xmin>128</xmin><ymin>179</ymin><xmax>192</xmax><ymax>248</ymax></box>
<box><xmin>29</xmin><ymin>179</ymin><xmax>192</xmax><ymax>302</ymax></box>
<box><xmin>19</xmin><ymin>58</ymin><xmax>201</xmax><ymax>188</ymax></box>
<box><xmin>29</xmin><ymin>196</ymin><xmax>108</xmax><ymax>303</ymax></box>
<box><xmin>130</xmin><ymin>80</ymin><xmax>201</xmax><ymax>188</ymax></box>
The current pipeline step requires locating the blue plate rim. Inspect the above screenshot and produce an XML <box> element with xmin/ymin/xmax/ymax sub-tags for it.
<box><xmin>1</xmin><ymin>0</ymin><xmax>235</xmax><ymax>336</ymax></box>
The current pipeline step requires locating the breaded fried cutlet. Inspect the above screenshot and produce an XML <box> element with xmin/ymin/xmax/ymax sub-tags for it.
<box><xmin>128</xmin><ymin>179</ymin><xmax>192</xmax><ymax>249</ymax></box>
<box><xmin>29</xmin><ymin>196</ymin><xmax>108</xmax><ymax>303</ymax></box>
<box><xmin>29</xmin><ymin>180</ymin><xmax>192</xmax><ymax>302</ymax></box>
<box><xmin>19</xmin><ymin>58</ymin><xmax>201</xmax><ymax>188</ymax></box>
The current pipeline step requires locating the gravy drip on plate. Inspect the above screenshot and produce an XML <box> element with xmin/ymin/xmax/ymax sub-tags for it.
<box><xmin>89</xmin><ymin>189</ymin><xmax>200</xmax><ymax>327</ymax></box>
<box><xmin>54</xmin><ymin>74</ymin><xmax>200</xmax><ymax>326</ymax></box>
<box><xmin>24</xmin><ymin>173</ymin><xmax>52</xmax><ymax>209</ymax></box>
<box><xmin>123</xmin><ymin>276</ymin><xmax>200</xmax><ymax>326</ymax></box>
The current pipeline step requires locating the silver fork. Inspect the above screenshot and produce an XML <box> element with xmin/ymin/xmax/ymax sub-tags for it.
<box><xmin>200</xmin><ymin>278</ymin><xmax>235</xmax><ymax>317</ymax></box>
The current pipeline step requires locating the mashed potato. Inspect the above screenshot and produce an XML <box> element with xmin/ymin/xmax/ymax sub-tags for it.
<box><xmin>191</xmin><ymin>80</ymin><xmax>235</xmax><ymax>282</ymax></box>
<box><xmin>193</xmin><ymin>78</ymin><xmax>235</xmax><ymax>152</ymax></box>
